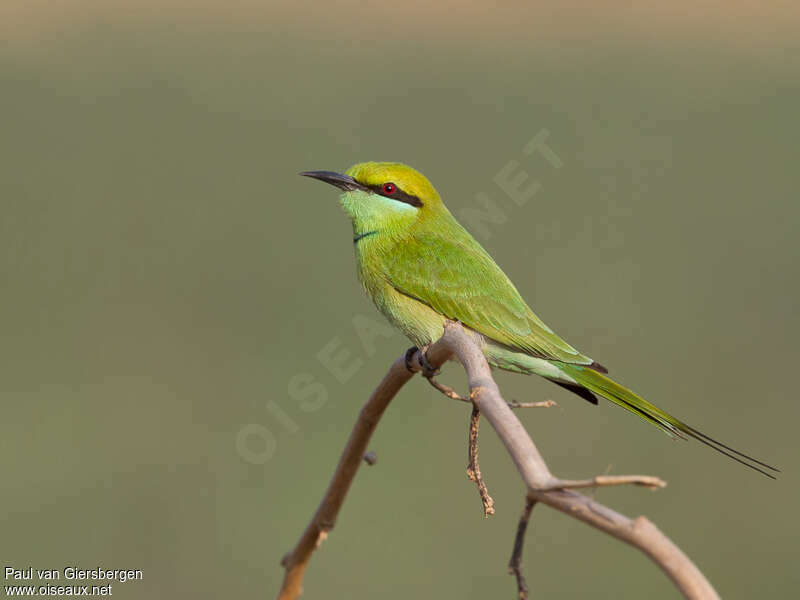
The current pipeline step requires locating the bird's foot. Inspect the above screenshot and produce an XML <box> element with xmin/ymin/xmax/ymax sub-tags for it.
<box><xmin>404</xmin><ymin>346</ymin><xmax>418</xmax><ymax>373</ymax></box>
<box><xmin>418</xmin><ymin>347</ymin><xmax>440</xmax><ymax>378</ymax></box>
<box><xmin>404</xmin><ymin>345</ymin><xmax>440</xmax><ymax>378</ymax></box>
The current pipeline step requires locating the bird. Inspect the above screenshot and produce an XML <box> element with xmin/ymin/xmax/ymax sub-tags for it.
<box><xmin>301</xmin><ymin>162</ymin><xmax>778</xmax><ymax>478</ymax></box>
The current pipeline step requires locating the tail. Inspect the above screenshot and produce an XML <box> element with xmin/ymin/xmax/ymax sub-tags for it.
<box><xmin>557</xmin><ymin>363</ymin><xmax>780</xmax><ymax>479</ymax></box>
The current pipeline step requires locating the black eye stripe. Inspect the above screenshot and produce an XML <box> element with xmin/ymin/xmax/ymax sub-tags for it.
<box><xmin>365</xmin><ymin>183</ymin><xmax>423</xmax><ymax>207</ymax></box>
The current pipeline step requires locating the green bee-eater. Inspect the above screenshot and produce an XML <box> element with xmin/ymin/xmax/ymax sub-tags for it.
<box><xmin>301</xmin><ymin>162</ymin><xmax>777</xmax><ymax>477</ymax></box>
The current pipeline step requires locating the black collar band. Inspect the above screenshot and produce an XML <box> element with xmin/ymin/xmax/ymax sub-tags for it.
<box><xmin>353</xmin><ymin>230</ymin><xmax>378</xmax><ymax>244</ymax></box>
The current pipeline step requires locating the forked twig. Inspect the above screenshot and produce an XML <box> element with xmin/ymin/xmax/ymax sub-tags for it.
<box><xmin>425</xmin><ymin>374</ymin><xmax>551</xmax><ymax>517</ymax></box>
<box><xmin>424</xmin><ymin>369</ymin><xmax>557</xmax><ymax>516</ymax></box>
<box><xmin>425</xmin><ymin>375</ymin><xmax>556</xmax><ymax>409</ymax></box>
<box><xmin>276</xmin><ymin>323</ymin><xmax>720</xmax><ymax>600</ymax></box>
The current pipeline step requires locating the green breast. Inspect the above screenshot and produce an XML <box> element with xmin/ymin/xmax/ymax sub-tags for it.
<box><xmin>354</xmin><ymin>232</ymin><xmax>446</xmax><ymax>348</ymax></box>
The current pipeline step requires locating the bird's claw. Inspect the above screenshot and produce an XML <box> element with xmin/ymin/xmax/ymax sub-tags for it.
<box><xmin>404</xmin><ymin>346</ymin><xmax>418</xmax><ymax>373</ymax></box>
<box><xmin>419</xmin><ymin>349</ymin><xmax>439</xmax><ymax>378</ymax></box>
<box><xmin>404</xmin><ymin>345</ymin><xmax>440</xmax><ymax>378</ymax></box>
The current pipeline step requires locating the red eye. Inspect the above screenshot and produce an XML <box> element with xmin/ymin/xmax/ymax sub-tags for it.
<box><xmin>382</xmin><ymin>183</ymin><xmax>396</xmax><ymax>195</ymax></box>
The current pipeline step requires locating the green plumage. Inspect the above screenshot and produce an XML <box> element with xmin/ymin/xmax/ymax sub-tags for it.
<box><xmin>301</xmin><ymin>162</ymin><xmax>777</xmax><ymax>478</ymax></box>
<box><xmin>382</xmin><ymin>228</ymin><xmax>591</xmax><ymax>364</ymax></box>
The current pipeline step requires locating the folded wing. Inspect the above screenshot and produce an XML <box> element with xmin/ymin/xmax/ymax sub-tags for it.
<box><xmin>383</xmin><ymin>228</ymin><xmax>594</xmax><ymax>366</ymax></box>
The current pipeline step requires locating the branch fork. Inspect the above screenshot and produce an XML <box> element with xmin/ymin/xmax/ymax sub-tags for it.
<box><xmin>276</xmin><ymin>322</ymin><xmax>719</xmax><ymax>600</ymax></box>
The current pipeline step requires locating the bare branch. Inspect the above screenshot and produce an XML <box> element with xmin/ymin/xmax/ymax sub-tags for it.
<box><xmin>438</xmin><ymin>322</ymin><xmax>719</xmax><ymax>600</ymax></box>
<box><xmin>276</xmin><ymin>343</ymin><xmax>452</xmax><ymax>600</ymax></box>
<box><xmin>277</xmin><ymin>322</ymin><xmax>720</xmax><ymax>600</ymax></box>
<box><xmin>276</xmin><ymin>357</ymin><xmax>414</xmax><ymax>599</ymax></box>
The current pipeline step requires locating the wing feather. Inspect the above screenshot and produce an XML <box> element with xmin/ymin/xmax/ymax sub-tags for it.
<box><xmin>383</xmin><ymin>228</ymin><xmax>592</xmax><ymax>365</ymax></box>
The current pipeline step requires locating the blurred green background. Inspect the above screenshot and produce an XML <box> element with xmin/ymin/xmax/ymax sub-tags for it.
<box><xmin>2</xmin><ymin>2</ymin><xmax>798</xmax><ymax>598</ymax></box>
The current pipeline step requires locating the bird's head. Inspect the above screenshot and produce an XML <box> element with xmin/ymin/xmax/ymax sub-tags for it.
<box><xmin>301</xmin><ymin>162</ymin><xmax>445</xmax><ymax>236</ymax></box>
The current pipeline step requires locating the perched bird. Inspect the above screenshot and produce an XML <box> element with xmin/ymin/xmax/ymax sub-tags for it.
<box><xmin>301</xmin><ymin>162</ymin><xmax>777</xmax><ymax>478</ymax></box>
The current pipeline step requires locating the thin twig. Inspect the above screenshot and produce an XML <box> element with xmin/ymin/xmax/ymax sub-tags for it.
<box><xmin>426</xmin><ymin>376</ymin><xmax>556</xmax><ymax>410</ymax></box>
<box><xmin>554</xmin><ymin>474</ymin><xmax>666</xmax><ymax>491</ymax></box>
<box><xmin>508</xmin><ymin>498</ymin><xmax>537</xmax><ymax>600</ymax></box>
<box><xmin>425</xmin><ymin>375</ymin><xmax>465</xmax><ymax>401</ymax></box>
<box><xmin>466</xmin><ymin>405</ymin><xmax>495</xmax><ymax>517</ymax></box>
<box><xmin>508</xmin><ymin>399</ymin><xmax>557</xmax><ymax>409</ymax></box>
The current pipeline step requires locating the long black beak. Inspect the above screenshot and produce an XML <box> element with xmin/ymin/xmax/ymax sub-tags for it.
<box><xmin>299</xmin><ymin>171</ymin><xmax>364</xmax><ymax>192</ymax></box>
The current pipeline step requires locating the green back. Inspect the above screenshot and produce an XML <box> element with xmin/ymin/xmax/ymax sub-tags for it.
<box><xmin>382</xmin><ymin>214</ymin><xmax>593</xmax><ymax>365</ymax></box>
